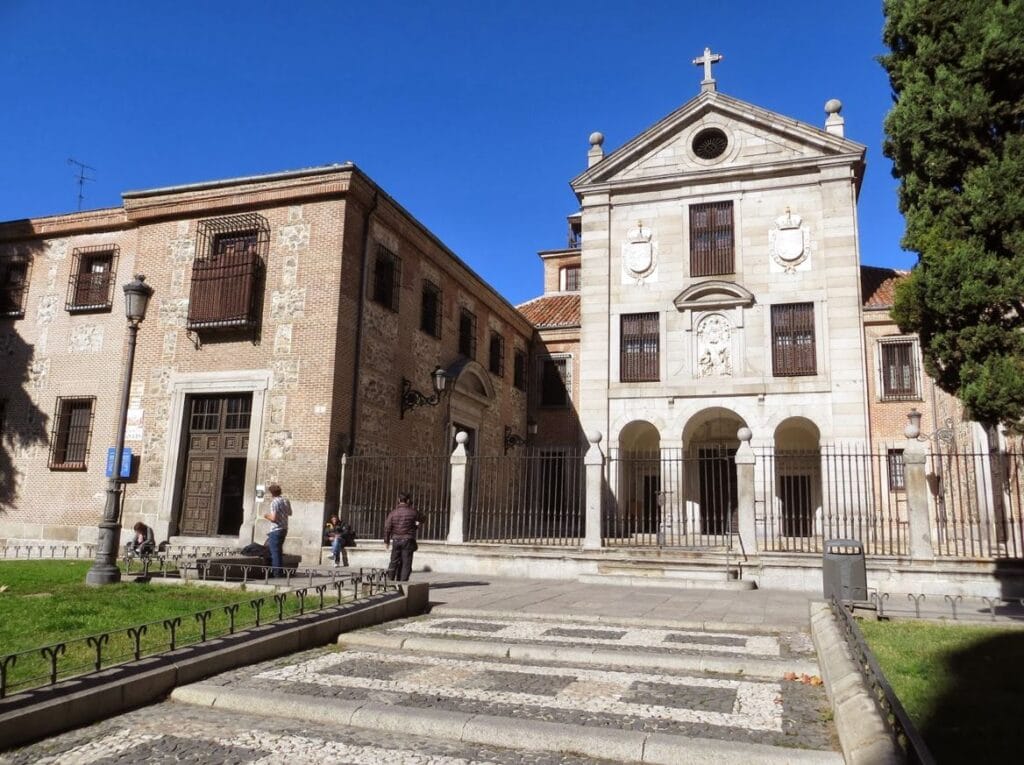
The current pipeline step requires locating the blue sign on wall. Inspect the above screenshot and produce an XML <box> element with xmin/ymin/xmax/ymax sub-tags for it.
<box><xmin>105</xmin><ymin>448</ymin><xmax>133</xmax><ymax>478</ymax></box>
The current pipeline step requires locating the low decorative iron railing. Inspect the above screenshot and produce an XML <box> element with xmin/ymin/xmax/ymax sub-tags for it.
<box><xmin>830</xmin><ymin>597</ymin><xmax>936</xmax><ymax>764</ymax></box>
<box><xmin>0</xmin><ymin>566</ymin><xmax>396</xmax><ymax>699</ymax></box>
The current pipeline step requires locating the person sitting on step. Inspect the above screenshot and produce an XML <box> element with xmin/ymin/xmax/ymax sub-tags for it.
<box><xmin>125</xmin><ymin>522</ymin><xmax>156</xmax><ymax>559</ymax></box>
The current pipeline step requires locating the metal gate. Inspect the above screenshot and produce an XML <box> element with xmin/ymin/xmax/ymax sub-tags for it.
<box><xmin>604</xmin><ymin>448</ymin><xmax>735</xmax><ymax>548</ymax></box>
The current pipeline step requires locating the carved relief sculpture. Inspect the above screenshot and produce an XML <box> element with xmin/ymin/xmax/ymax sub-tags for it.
<box><xmin>768</xmin><ymin>207</ymin><xmax>812</xmax><ymax>272</ymax></box>
<box><xmin>696</xmin><ymin>314</ymin><xmax>732</xmax><ymax>377</ymax></box>
<box><xmin>621</xmin><ymin>221</ymin><xmax>658</xmax><ymax>284</ymax></box>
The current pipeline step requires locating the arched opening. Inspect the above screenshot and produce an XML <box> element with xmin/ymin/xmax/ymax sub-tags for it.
<box><xmin>680</xmin><ymin>408</ymin><xmax>748</xmax><ymax>543</ymax></box>
<box><xmin>772</xmin><ymin>418</ymin><xmax>822</xmax><ymax>544</ymax></box>
<box><xmin>609</xmin><ymin>421</ymin><xmax>662</xmax><ymax>542</ymax></box>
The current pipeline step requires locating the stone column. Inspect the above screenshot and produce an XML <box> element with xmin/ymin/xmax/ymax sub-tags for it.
<box><xmin>584</xmin><ymin>430</ymin><xmax>604</xmax><ymax>550</ymax></box>
<box><xmin>734</xmin><ymin>427</ymin><xmax>757</xmax><ymax>556</ymax></box>
<box><xmin>447</xmin><ymin>431</ymin><xmax>469</xmax><ymax>544</ymax></box>
<box><xmin>903</xmin><ymin>413</ymin><xmax>935</xmax><ymax>559</ymax></box>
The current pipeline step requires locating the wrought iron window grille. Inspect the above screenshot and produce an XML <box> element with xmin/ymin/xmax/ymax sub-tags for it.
<box><xmin>513</xmin><ymin>349</ymin><xmax>527</xmax><ymax>391</ymax></box>
<box><xmin>771</xmin><ymin>302</ymin><xmax>816</xmax><ymax>376</ymax></box>
<box><xmin>48</xmin><ymin>397</ymin><xmax>95</xmax><ymax>470</ymax></box>
<box><xmin>187</xmin><ymin>213</ymin><xmax>269</xmax><ymax>338</ymax></box>
<box><xmin>0</xmin><ymin>253</ymin><xmax>32</xmax><ymax>318</ymax></box>
<box><xmin>66</xmin><ymin>245</ymin><xmax>119</xmax><ymax>313</ymax></box>
<box><xmin>689</xmin><ymin>201</ymin><xmax>734</xmax><ymax>277</ymax></box>
<box><xmin>878</xmin><ymin>338</ymin><xmax>921</xmax><ymax>401</ymax></box>
<box><xmin>458</xmin><ymin>308</ymin><xmax>477</xmax><ymax>360</ymax></box>
<box><xmin>372</xmin><ymin>244</ymin><xmax>401</xmax><ymax>312</ymax></box>
<box><xmin>489</xmin><ymin>332</ymin><xmax>505</xmax><ymax>377</ymax></box>
<box><xmin>420</xmin><ymin>280</ymin><xmax>441</xmax><ymax>338</ymax></box>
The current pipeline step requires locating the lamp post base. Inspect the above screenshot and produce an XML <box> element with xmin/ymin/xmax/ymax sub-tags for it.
<box><xmin>85</xmin><ymin>512</ymin><xmax>123</xmax><ymax>586</ymax></box>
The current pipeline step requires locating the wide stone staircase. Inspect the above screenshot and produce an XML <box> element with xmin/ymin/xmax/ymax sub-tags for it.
<box><xmin>163</xmin><ymin>609</ymin><xmax>839</xmax><ymax>763</ymax></box>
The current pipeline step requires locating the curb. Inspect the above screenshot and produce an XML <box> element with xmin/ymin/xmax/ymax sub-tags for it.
<box><xmin>0</xmin><ymin>585</ymin><xmax>428</xmax><ymax>752</ymax></box>
<box><xmin>808</xmin><ymin>601</ymin><xmax>903</xmax><ymax>765</ymax></box>
<box><xmin>426</xmin><ymin>605</ymin><xmax>804</xmax><ymax>635</ymax></box>
<box><xmin>171</xmin><ymin>682</ymin><xmax>840</xmax><ymax>764</ymax></box>
<box><xmin>338</xmin><ymin>632</ymin><xmax>820</xmax><ymax>680</ymax></box>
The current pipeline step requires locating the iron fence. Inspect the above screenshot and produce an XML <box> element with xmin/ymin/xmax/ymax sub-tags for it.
<box><xmin>0</xmin><ymin>567</ymin><xmax>396</xmax><ymax>699</ymax></box>
<box><xmin>830</xmin><ymin>598</ymin><xmax>936</xmax><ymax>764</ymax></box>
<box><xmin>929</xmin><ymin>447</ymin><xmax>1024</xmax><ymax>558</ymax></box>
<box><xmin>341</xmin><ymin>452</ymin><xmax>450</xmax><ymax>542</ymax></box>
<box><xmin>756</xmin><ymin>447</ymin><xmax>908</xmax><ymax>555</ymax></box>
<box><xmin>604</xmin><ymin>448</ymin><xmax>736</xmax><ymax>548</ymax></box>
<box><xmin>466</xmin><ymin>450</ymin><xmax>584</xmax><ymax>545</ymax></box>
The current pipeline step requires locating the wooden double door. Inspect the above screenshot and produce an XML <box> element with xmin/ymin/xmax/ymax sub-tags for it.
<box><xmin>178</xmin><ymin>393</ymin><xmax>252</xmax><ymax>536</ymax></box>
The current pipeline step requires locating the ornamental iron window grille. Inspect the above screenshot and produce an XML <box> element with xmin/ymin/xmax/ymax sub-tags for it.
<box><xmin>372</xmin><ymin>244</ymin><xmax>400</xmax><ymax>312</ymax></box>
<box><xmin>48</xmin><ymin>397</ymin><xmax>95</xmax><ymax>470</ymax></box>
<box><xmin>489</xmin><ymin>332</ymin><xmax>505</xmax><ymax>377</ymax></box>
<box><xmin>690</xmin><ymin>201</ymin><xmax>734</xmax><ymax>277</ymax></box>
<box><xmin>771</xmin><ymin>302</ymin><xmax>816</xmax><ymax>376</ymax></box>
<box><xmin>188</xmin><ymin>214</ymin><xmax>269</xmax><ymax>331</ymax></box>
<box><xmin>887</xmin><ymin>449</ymin><xmax>906</xmax><ymax>491</ymax></box>
<box><xmin>458</xmin><ymin>308</ymin><xmax>477</xmax><ymax>360</ymax></box>
<box><xmin>0</xmin><ymin>254</ymin><xmax>31</xmax><ymax>318</ymax></box>
<box><xmin>620</xmin><ymin>312</ymin><xmax>659</xmax><ymax>382</ymax></box>
<box><xmin>66</xmin><ymin>245</ymin><xmax>119</xmax><ymax>312</ymax></box>
<box><xmin>513</xmin><ymin>349</ymin><xmax>527</xmax><ymax>391</ymax></box>
<box><xmin>540</xmin><ymin>357</ymin><xmax>569</xmax><ymax>407</ymax></box>
<box><xmin>561</xmin><ymin>266</ymin><xmax>581</xmax><ymax>291</ymax></box>
<box><xmin>420</xmin><ymin>280</ymin><xmax>441</xmax><ymax>337</ymax></box>
<box><xmin>880</xmin><ymin>339</ymin><xmax>920</xmax><ymax>400</ymax></box>
<box><xmin>692</xmin><ymin>127</ymin><xmax>729</xmax><ymax>160</ymax></box>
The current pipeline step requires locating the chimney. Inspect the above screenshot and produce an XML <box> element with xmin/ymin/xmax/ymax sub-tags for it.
<box><xmin>824</xmin><ymin>99</ymin><xmax>844</xmax><ymax>137</ymax></box>
<box><xmin>587</xmin><ymin>131</ymin><xmax>605</xmax><ymax>168</ymax></box>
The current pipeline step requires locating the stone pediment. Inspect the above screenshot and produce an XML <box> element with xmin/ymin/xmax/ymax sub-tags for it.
<box><xmin>572</xmin><ymin>91</ymin><xmax>865</xmax><ymax>192</ymax></box>
<box><xmin>673</xmin><ymin>280</ymin><xmax>755</xmax><ymax>312</ymax></box>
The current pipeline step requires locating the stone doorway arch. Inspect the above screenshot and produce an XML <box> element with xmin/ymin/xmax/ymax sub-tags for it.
<box><xmin>680</xmin><ymin>408</ymin><xmax>748</xmax><ymax>542</ymax></box>
<box><xmin>772</xmin><ymin>417</ymin><xmax>822</xmax><ymax>541</ymax></box>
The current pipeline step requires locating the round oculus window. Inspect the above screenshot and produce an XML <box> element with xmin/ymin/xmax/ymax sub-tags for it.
<box><xmin>692</xmin><ymin>128</ymin><xmax>728</xmax><ymax>160</ymax></box>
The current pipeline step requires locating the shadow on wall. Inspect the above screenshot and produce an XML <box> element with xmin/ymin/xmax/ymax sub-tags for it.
<box><xmin>919</xmin><ymin>629</ymin><xmax>1024</xmax><ymax>762</ymax></box>
<box><xmin>1</xmin><ymin>236</ymin><xmax>50</xmax><ymax>513</ymax></box>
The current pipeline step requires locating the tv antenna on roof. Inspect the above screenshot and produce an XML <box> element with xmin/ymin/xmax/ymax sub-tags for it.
<box><xmin>67</xmin><ymin>158</ymin><xmax>96</xmax><ymax>211</ymax></box>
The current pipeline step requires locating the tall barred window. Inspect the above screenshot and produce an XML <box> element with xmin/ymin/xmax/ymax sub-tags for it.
<box><xmin>690</xmin><ymin>201</ymin><xmax>734</xmax><ymax>277</ymax></box>
<box><xmin>771</xmin><ymin>303</ymin><xmax>816</xmax><ymax>376</ymax></box>
<box><xmin>620</xmin><ymin>313</ymin><xmax>659</xmax><ymax>382</ymax></box>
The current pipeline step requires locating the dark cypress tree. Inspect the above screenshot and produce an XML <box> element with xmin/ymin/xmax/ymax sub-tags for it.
<box><xmin>881</xmin><ymin>0</ymin><xmax>1024</xmax><ymax>434</ymax></box>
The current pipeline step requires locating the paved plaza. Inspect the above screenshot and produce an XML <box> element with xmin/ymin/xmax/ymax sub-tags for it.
<box><xmin>0</xmin><ymin>573</ymin><xmax>848</xmax><ymax>763</ymax></box>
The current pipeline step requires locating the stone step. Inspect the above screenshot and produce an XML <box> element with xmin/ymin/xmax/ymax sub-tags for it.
<box><xmin>580</xmin><ymin>573</ymin><xmax>756</xmax><ymax>590</ymax></box>
<box><xmin>338</xmin><ymin>614</ymin><xmax>819</xmax><ymax>680</ymax></box>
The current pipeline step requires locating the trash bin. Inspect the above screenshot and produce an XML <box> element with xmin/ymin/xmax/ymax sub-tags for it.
<box><xmin>822</xmin><ymin>538</ymin><xmax>867</xmax><ymax>602</ymax></box>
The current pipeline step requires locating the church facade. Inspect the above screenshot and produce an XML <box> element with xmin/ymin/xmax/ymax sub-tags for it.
<box><xmin>2</xmin><ymin>52</ymin><xmax>1000</xmax><ymax>574</ymax></box>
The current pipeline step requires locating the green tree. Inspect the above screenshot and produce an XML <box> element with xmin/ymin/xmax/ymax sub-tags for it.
<box><xmin>882</xmin><ymin>0</ymin><xmax>1024</xmax><ymax>434</ymax></box>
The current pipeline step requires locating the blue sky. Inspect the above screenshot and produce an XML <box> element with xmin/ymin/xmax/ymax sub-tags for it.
<box><xmin>0</xmin><ymin>1</ymin><xmax>907</xmax><ymax>306</ymax></box>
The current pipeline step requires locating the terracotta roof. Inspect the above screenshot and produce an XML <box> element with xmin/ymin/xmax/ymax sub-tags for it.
<box><xmin>517</xmin><ymin>293</ymin><xmax>580</xmax><ymax>328</ymax></box>
<box><xmin>861</xmin><ymin>265</ymin><xmax>908</xmax><ymax>309</ymax></box>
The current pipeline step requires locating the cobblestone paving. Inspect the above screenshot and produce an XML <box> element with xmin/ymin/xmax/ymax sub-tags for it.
<box><xmin>386</xmin><ymin>616</ymin><xmax>794</xmax><ymax>657</ymax></box>
<box><xmin>0</xmin><ymin>704</ymin><xmax>620</xmax><ymax>765</ymax></box>
<box><xmin>200</xmin><ymin>642</ymin><xmax>835</xmax><ymax>750</ymax></box>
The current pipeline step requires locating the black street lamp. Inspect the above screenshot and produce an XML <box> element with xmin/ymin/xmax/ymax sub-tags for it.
<box><xmin>86</xmin><ymin>275</ymin><xmax>153</xmax><ymax>586</ymax></box>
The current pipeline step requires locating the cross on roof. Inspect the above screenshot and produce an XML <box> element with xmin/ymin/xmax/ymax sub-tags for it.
<box><xmin>692</xmin><ymin>47</ymin><xmax>723</xmax><ymax>92</ymax></box>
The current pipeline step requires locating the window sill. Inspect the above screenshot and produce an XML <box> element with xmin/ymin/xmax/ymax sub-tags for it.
<box><xmin>49</xmin><ymin>463</ymin><xmax>88</xmax><ymax>471</ymax></box>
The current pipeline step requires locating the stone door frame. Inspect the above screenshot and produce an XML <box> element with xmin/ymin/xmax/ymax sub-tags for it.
<box><xmin>158</xmin><ymin>369</ymin><xmax>271</xmax><ymax>543</ymax></box>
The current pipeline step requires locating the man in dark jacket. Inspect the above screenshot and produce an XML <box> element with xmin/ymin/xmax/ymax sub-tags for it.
<box><xmin>383</xmin><ymin>492</ymin><xmax>423</xmax><ymax>581</ymax></box>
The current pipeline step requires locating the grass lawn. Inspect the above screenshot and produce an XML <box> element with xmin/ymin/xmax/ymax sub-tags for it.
<box><xmin>860</xmin><ymin>618</ymin><xmax>1024</xmax><ymax>763</ymax></box>
<box><xmin>0</xmin><ymin>560</ymin><xmax>336</xmax><ymax>695</ymax></box>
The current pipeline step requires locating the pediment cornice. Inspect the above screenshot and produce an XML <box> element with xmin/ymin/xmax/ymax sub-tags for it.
<box><xmin>673</xmin><ymin>280</ymin><xmax>756</xmax><ymax>312</ymax></box>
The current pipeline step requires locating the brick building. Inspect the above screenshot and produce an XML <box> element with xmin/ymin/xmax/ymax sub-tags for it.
<box><xmin>0</xmin><ymin>165</ymin><xmax>531</xmax><ymax>560</ymax></box>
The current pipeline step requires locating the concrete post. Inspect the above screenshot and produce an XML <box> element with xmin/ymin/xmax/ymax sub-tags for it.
<box><xmin>584</xmin><ymin>430</ymin><xmax>604</xmax><ymax>550</ymax></box>
<box><xmin>447</xmin><ymin>431</ymin><xmax>469</xmax><ymax>544</ymax></box>
<box><xmin>734</xmin><ymin>427</ymin><xmax>757</xmax><ymax>556</ymax></box>
<box><xmin>903</xmin><ymin>413</ymin><xmax>934</xmax><ymax>559</ymax></box>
